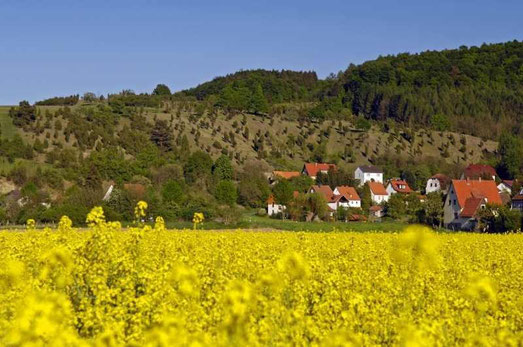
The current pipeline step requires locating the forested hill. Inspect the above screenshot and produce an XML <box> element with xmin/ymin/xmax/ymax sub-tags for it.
<box><xmin>325</xmin><ymin>40</ymin><xmax>522</xmax><ymax>139</ymax></box>
<box><xmin>179</xmin><ymin>41</ymin><xmax>522</xmax><ymax>139</ymax></box>
<box><xmin>180</xmin><ymin>69</ymin><xmax>321</xmax><ymax>112</ymax></box>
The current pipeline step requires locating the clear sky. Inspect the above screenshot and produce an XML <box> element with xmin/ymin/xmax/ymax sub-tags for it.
<box><xmin>0</xmin><ymin>0</ymin><xmax>521</xmax><ymax>105</ymax></box>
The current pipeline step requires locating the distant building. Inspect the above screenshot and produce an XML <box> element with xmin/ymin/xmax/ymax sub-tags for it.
<box><xmin>354</xmin><ymin>165</ymin><xmax>383</xmax><ymax>186</ymax></box>
<box><xmin>386</xmin><ymin>179</ymin><xmax>413</xmax><ymax>195</ymax></box>
<box><xmin>269</xmin><ymin>171</ymin><xmax>301</xmax><ymax>185</ymax></box>
<box><xmin>368</xmin><ymin>182</ymin><xmax>389</xmax><ymax>204</ymax></box>
<box><xmin>497</xmin><ymin>180</ymin><xmax>514</xmax><ymax>195</ymax></box>
<box><xmin>309</xmin><ymin>185</ymin><xmax>361</xmax><ymax>211</ymax></box>
<box><xmin>369</xmin><ymin>205</ymin><xmax>384</xmax><ymax>219</ymax></box>
<box><xmin>444</xmin><ymin>179</ymin><xmax>502</xmax><ymax>230</ymax></box>
<box><xmin>267</xmin><ymin>194</ymin><xmax>285</xmax><ymax>216</ymax></box>
<box><xmin>461</xmin><ymin>164</ymin><xmax>496</xmax><ymax>181</ymax></box>
<box><xmin>511</xmin><ymin>192</ymin><xmax>523</xmax><ymax>212</ymax></box>
<box><xmin>302</xmin><ymin>163</ymin><xmax>337</xmax><ymax>180</ymax></box>
<box><xmin>333</xmin><ymin>186</ymin><xmax>361</xmax><ymax>208</ymax></box>
<box><xmin>426</xmin><ymin>174</ymin><xmax>450</xmax><ymax>194</ymax></box>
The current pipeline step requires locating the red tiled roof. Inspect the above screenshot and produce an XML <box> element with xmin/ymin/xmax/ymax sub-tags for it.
<box><xmin>273</xmin><ymin>171</ymin><xmax>301</xmax><ymax>179</ymax></box>
<box><xmin>369</xmin><ymin>205</ymin><xmax>383</xmax><ymax>212</ymax></box>
<box><xmin>369</xmin><ymin>182</ymin><xmax>387</xmax><ymax>195</ymax></box>
<box><xmin>463</xmin><ymin>164</ymin><xmax>496</xmax><ymax>179</ymax></box>
<box><xmin>388</xmin><ymin>179</ymin><xmax>413</xmax><ymax>193</ymax></box>
<box><xmin>335</xmin><ymin>186</ymin><xmax>361</xmax><ymax>201</ymax></box>
<box><xmin>349</xmin><ymin>214</ymin><xmax>367</xmax><ymax>221</ymax></box>
<box><xmin>293</xmin><ymin>191</ymin><xmax>300</xmax><ymax>198</ymax></box>
<box><xmin>303</xmin><ymin>163</ymin><xmax>337</xmax><ymax>177</ymax></box>
<box><xmin>460</xmin><ymin>197</ymin><xmax>484</xmax><ymax>218</ymax></box>
<box><xmin>310</xmin><ymin>185</ymin><xmax>334</xmax><ymax>201</ymax></box>
<box><xmin>501</xmin><ymin>180</ymin><xmax>514</xmax><ymax>188</ymax></box>
<box><xmin>267</xmin><ymin>194</ymin><xmax>275</xmax><ymax>204</ymax></box>
<box><xmin>452</xmin><ymin>179</ymin><xmax>502</xmax><ymax>207</ymax></box>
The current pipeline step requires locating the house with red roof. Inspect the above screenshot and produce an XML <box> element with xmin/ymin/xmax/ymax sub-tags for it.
<box><xmin>368</xmin><ymin>181</ymin><xmax>389</xmax><ymax>204</ymax></box>
<box><xmin>354</xmin><ymin>165</ymin><xmax>383</xmax><ymax>186</ymax></box>
<box><xmin>461</xmin><ymin>164</ymin><xmax>497</xmax><ymax>181</ymax></box>
<box><xmin>386</xmin><ymin>179</ymin><xmax>413</xmax><ymax>195</ymax></box>
<box><xmin>272</xmin><ymin>171</ymin><xmax>301</xmax><ymax>180</ymax></box>
<box><xmin>267</xmin><ymin>194</ymin><xmax>286</xmax><ymax>216</ymax></box>
<box><xmin>444</xmin><ymin>179</ymin><xmax>502</xmax><ymax>230</ymax></box>
<box><xmin>302</xmin><ymin>163</ymin><xmax>337</xmax><ymax>180</ymax></box>
<box><xmin>309</xmin><ymin>185</ymin><xmax>361</xmax><ymax>212</ymax></box>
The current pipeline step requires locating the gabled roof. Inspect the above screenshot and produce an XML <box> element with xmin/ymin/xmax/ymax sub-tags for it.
<box><xmin>388</xmin><ymin>179</ymin><xmax>413</xmax><ymax>193</ymax></box>
<box><xmin>451</xmin><ymin>179</ymin><xmax>502</xmax><ymax>207</ymax></box>
<box><xmin>460</xmin><ymin>197</ymin><xmax>485</xmax><ymax>218</ymax></box>
<box><xmin>310</xmin><ymin>185</ymin><xmax>334</xmax><ymax>201</ymax></box>
<box><xmin>430</xmin><ymin>174</ymin><xmax>450</xmax><ymax>189</ymax></box>
<box><xmin>303</xmin><ymin>163</ymin><xmax>337</xmax><ymax>177</ymax></box>
<box><xmin>273</xmin><ymin>171</ymin><xmax>301</xmax><ymax>180</ymax></box>
<box><xmin>368</xmin><ymin>182</ymin><xmax>387</xmax><ymax>195</ymax></box>
<box><xmin>357</xmin><ymin>165</ymin><xmax>383</xmax><ymax>174</ymax></box>
<box><xmin>335</xmin><ymin>186</ymin><xmax>361</xmax><ymax>201</ymax></box>
<box><xmin>500</xmin><ymin>180</ymin><xmax>514</xmax><ymax>188</ymax></box>
<box><xmin>369</xmin><ymin>205</ymin><xmax>383</xmax><ymax>212</ymax></box>
<box><xmin>463</xmin><ymin>164</ymin><xmax>496</xmax><ymax>179</ymax></box>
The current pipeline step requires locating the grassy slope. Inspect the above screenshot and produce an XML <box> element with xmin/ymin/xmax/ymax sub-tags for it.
<box><xmin>0</xmin><ymin>106</ymin><xmax>17</xmax><ymax>140</ymax></box>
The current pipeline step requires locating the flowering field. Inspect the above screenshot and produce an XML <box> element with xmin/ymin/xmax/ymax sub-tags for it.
<box><xmin>0</xmin><ymin>217</ymin><xmax>522</xmax><ymax>345</ymax></box>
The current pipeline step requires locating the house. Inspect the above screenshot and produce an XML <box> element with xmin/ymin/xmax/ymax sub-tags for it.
<box><xmin>425</xmin><ymin>174</ymin><xmax>450</xmax><ymax>194</ymax></box>
<box><xmin>354</xmin><ymin>165</ymin><xmax>383</xmax><ymax>186</ymax></box>
<box><xmin>302</xmin><ymin>163</ymin><xmax>337</xmax><ymax>180</ymax></box>
<box><xmin>386</xmin><ymin>179</ymin><xmax>413</xmax><ymax>195</ymax></box>
<box><xmin>461</xmin><ymin>164</ymin><xmax>496</xmax><ymax>181</ymax></box>
<box><xmin>369</xmin><ymin>205</ymin><xmax>384</xmax><ymax>218</ymax></box>
<box><xmin>444</xmin><ymin>179</ymin><xmax>502</xmax><ymax>230</ymax></box>
<box><xmin>368</xmin><ymin>182</ymin><xmax>389</xmax><ymax>204</ymax></box>
<box><xmin>333</xmin><ymin>186</ymin><xmax>361</xmax><ymax>208</ymax></box>
<box><xmin>497</xmin><ymin>180</ymin><xmax>514</xmax><ymax>194</ymax></box>
<box><xmin>267</xmin><ymin>194</ymin><xmax>285</xmax><ymax>216</ymax></box>
<box><xmin>309</xmin><ymin>185</ymin><xmax>361</xmax><ymax>211</ymax></box>
<box><xmin>511</xmin><ymin>192</ymin><xmax>523</xmax><ymax>212</ymax></box>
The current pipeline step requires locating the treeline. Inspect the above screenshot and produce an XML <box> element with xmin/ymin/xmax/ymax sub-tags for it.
<box><xmin>35</xmin><ymin>95</ymin><xmax>79</xmax><ymax>106</ymax></box>
<box><xmin>320</xmin><ymin>40</ymin><xmax>522</xmax><ymax>139</ymax></box>
<box><xmin>182</xmin><ymin>69</ymin><xmax>320</xmax><ymax>107</ymax></box>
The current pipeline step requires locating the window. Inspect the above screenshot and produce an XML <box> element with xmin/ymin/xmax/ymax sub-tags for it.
<box><xmin>453</xmin><ymin>200</ymin><xmax>456</xmax><ymax>206</ymax></box>
<box><xmin>454</xmin><ymin>212</ymin><xmax>458</xmax><ymax>219</ymax></box>
<box><xmin>448</xmin><ymin>199</ymin><xmax>451</xmax><ymax>206</ymax></box>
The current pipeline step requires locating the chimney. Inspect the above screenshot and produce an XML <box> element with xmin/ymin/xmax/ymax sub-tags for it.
<box><xmin>479</xmin><ymin>177</ymin><xmax>481</xmax><ymax>182</ymax></box>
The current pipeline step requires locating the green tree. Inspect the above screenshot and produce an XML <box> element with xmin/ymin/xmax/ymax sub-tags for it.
<box><xmin>184</xmin><ymin>151</ymin><xmax>214</xmax><ymax>184</ymax></box>
<box><xmin>273</xmin><ymin>179</ymin><xmax>294</xmax><ymax>206</ymax></box>
<box><xmin>150</xmin><ymin>119</ymin><xmax>173</xmax><ymax>152</ymax></box>
<box><xmin>497</xmin><ymin>134</ymin><xmax>522</xmax><ymax>179</ymax></box>
<box><xmin>152</xmin><ymin>84</ymin><xmax>172</xmax><ymax>96</ymax></box>
<box><xmin>215</xmin><ymin>180</ymin><xmax>237</xmax><ymax>206</ymax></box>
<box><xmin>162</xmin><ymin>180</ymin><xmax>184</xmax><ymax>204</ymax></box>
<box><xmin>250</xmin><ymin>84</ymin><xmax>269</xmax><ymax>114</ymax></box>
<box><xmin>213</xmin><ymin>155</ymin><xmax>234</xmax><ymax>180</ymax></box>
<box><xmin>430</xmin><ymin>113</ymin><xmax>451</xmax><ymax>131</ymax></box>
<box><xmin>423</xmin><ymin>192</ymin><xmax>444</xmax><ymax>227</ymax></box>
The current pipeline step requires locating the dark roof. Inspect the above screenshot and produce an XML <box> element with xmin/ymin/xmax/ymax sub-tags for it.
<box><xmin>357</xmin><ymin>165</ymin><xmax>383</xmax><ymax>174</ymax></box>
<box><xmin>430</xmin><ymin>174</ymin><xmax>450</xmax><ymax>190</ymax></box>
<box><xmin>463</xmin><ymin>164</ymin><xmax>496</xmax><ymax>179</ymax></box>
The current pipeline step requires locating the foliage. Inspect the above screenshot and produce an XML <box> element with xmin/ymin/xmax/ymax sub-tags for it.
<box><xmin>35</xmin><ymin>95</ymin><xmax>79</xmax><ymax>106</ymax></box>
<box><xmin>1</xmin><ymin>222</ymin><xmax>521</xmax><ymax>345</ymax></box>
<box><xmin>152</xmin><ymin>84</ymin><xmax>172</xmax><ymax>96</ymax></box>
<box><xmin>214</xmin><ymin>180</ymin><xmax>237</xmax><ymax>206</ymax></box>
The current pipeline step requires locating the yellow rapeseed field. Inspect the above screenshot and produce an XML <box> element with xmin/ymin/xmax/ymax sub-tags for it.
<box><xmin>0</xmin><ymin>209</ymin><xmax>522</xmax><ymax>346</ymax></box>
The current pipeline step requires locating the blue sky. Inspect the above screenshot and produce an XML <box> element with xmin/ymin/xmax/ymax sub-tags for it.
<box><xmin>0</xmin><ymin>0</ymin><xmax>521</xmax><ymax>104</ymax></box>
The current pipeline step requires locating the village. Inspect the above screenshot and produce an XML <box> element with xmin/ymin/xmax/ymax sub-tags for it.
<box><xmin>266</xmin><ymin>162</ymin><xmax>523</xmax><ymax>231</ymax></box>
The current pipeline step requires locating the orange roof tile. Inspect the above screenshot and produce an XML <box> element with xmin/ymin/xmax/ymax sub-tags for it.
<box><xmin>460</xmin><ymin>197</ymin><xmax>484</xmax><ymax>218</ymax></box>
<box><xmin>303</xmin><ymin>163</ymin><xmax>337</xmax><ymax>177</ymax></box>
<box><xmin>273</xmin><ymin>171</ymin><xmax>301</xmax><ymax>179</ymax></box>
<box><xmin>369</xmin><ymin>182</ymin><xmax>387</xmax><ymax>195</ymax></box>
<box><xmin>452</xmin><ymin>179</ymin><xmax>502</xmax><ymax>207</ymax></box>
<box><xmin>310</xmin><ymin>185</ymin><xmax>334</xmax><ymax>201</ymax></box>
<box><xmin>388</xmin><ymin>179</ymin><xmax>413</xmax><ymax>193</ymax></box>
<box><xmin>335</xmin><ymin>186</ymin><xmax>361</xmax><ymax>200</ymax></box>
<box><xmin>267</xmin><ymin>194</ymin><xmax>275</xmax><ymax>204</ymax></box>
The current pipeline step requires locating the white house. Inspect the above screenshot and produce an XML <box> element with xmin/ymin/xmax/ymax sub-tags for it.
<box><xmin>368</xmin><ymin>182</ymin><xmax>389</xmax><ymax>204</ymax></box>
<box><xmin>267</xmin><ymin>195</ymin><xmax>285</xmax><ymax>216</ymax></box>
<box><xmin>386</xmin><ymin>179</ymin><xmax>413</xmax><ymax>195</ymax></box>
<box><xmin>426</xmin><ymin>174</ymin><xmax>450</xmax><ymax>194</ymax></box>
<box><xmin>354</xmin><ymin>165</ymin><xmax>383</xmax><ymax>186</ymax></box>
<box><xmin>444</xmin><ymin>179</ymin><xmax>502</xmax><ymax>230</ymax></box>
<box><xmin>333</xmin><ymin>186</ymin><xmax>361</xmax><ymax>208</ymax></box>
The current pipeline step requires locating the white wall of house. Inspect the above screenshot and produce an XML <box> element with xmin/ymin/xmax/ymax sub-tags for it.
<box><xmin>268</xmin><ymin>203</ymin><xmax>285</xmax><ymax>216</ymax></box>
<box><xmin>443</xmin><ymin>185</ymin><xmax>462</xmax><ymax>227</ymax></box>
<box><xmin>338</xmin><ymin>200</ymin><xmax>361</xmax><ymax>208</ymax></box>
<box><xmin>371</xmin><ymin>192</ymin><xmax>389</xmax><ymax>204</ymax></box>
<box><xmin>497</xmin><ymin>183</ymin><xmax>511</xmax><ymax>194</ymax></box>
<box><xmin>354</xmin><ymin>168</ymin><xmax>383</xmax><ymax>186</ymax></box>
<box><xmin>385</xmin><ymin>184</ymin><xmax>396</xmax><ymax>195</ymax></box>
<box><xmin>426</xmin><ymin>178</ymin><xmax>441</xmax><ymax>194</ymax></box>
